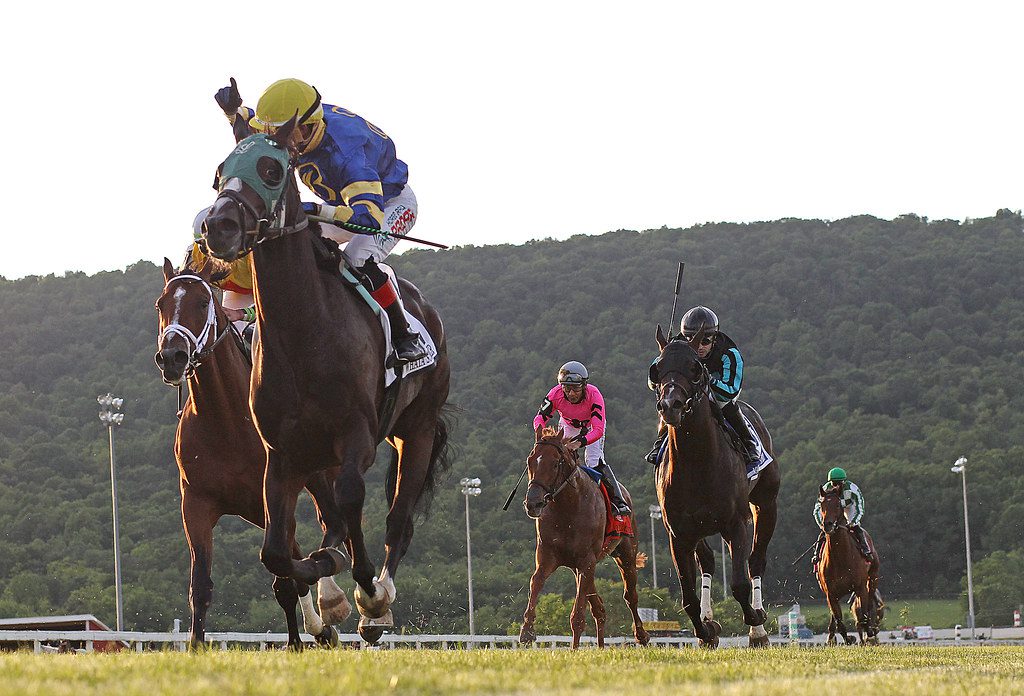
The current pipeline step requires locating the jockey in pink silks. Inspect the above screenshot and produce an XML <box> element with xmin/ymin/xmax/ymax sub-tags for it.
<box><xmin>533</xmin><ymin>361</ymin><xmax>630</xmax><ymax>516</ymax></box>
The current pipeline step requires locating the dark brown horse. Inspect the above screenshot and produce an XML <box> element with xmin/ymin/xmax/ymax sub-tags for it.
<box><xmin>155</xmin><ymin>259</ymin><xmax>351</xmax><ymax>649</ymax></box>
<box><xmin>201</xmin><ymin>117</ymin><xmax>452</xmax><ymax>642</ymax></box>
<box><xmin>519</xmin><ymin>427</ymin><xmax>649</xmax><ymax>649</ymax></box>
<box><xmin>816</xmin><ymin>483</ymin><xmax>881</xmax><ymax>645</ymax></box>
<box><xmin>650</xmin><ymin>327</ymin><xmax>781</xmax><ymax>648</ymax></box>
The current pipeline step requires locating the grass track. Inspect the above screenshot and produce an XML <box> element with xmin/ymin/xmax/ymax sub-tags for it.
<box><xmin>1</xmin><ymin>646</ymin><xmax>1021</xmax><ymax>696</ymax></box>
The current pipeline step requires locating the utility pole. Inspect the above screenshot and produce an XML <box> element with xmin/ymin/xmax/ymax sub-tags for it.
<box><xmin>951</xmin><ymin>456</ymin><xmax>975</xmax><ymax>638</ymax></box>
<box><xmin>97</xmin><ymin>393</ymin><xmax>125</xmax><ymax>631</ymax></box>
<box><xmin>460</xmin><ymin>478</ymin><xmax>482</xmax><ymax>635</ymax></box>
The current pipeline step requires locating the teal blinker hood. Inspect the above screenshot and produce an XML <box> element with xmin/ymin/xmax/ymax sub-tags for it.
<box><xmin>218</xmin><ymin>134</ymin><xmax>291</xmax><ymax>215</ymax></box>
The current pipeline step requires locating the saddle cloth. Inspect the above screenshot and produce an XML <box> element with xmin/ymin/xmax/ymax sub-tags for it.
<box><xmin>580</xmin><ymin>466</ymin><xmax>634</xmax><ymax>546</ymax></box>
<box><xmin>340</xmin><ymin>262</ymin><xmax>437</xmax><ymax>387</ymax></box>
<box><xmin>654</xmin><ymin>407</ymin><xmax>773</xmax><ymax>481</ymax></box>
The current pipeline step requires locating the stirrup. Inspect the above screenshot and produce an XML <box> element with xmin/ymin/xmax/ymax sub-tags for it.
<box><xmin>394</xmin><ymin>334</ymin><xmax>427</xmax><ymax>364</ymax></box>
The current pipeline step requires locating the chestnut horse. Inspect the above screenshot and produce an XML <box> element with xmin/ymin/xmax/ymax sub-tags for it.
<box><xmin>155</xmin><ymin>259</ymin><xmax>351</xmax><ymax>649</ymax></box>
<box><xmin>201</xmin><ymin>117</ymin><xmax>452</xmax><ymax>642</ymax></box>
<box><xmin>519</xmin><ymin>427</ymin><xmax>650</xmax><ymax>649</ymax></box>
<box><xmin>650</xmin><ymin>327</ymin><xmax>781</xmax><ymax>648</ymax></box>
<box><xmin>817</xmin><ymin>483</ymin><xmax>881</xmax><ymax>645</ymax></box>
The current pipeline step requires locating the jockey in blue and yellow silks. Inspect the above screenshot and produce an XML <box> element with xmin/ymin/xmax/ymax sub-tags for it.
<box><xmin>208</xmin><ymin>77</ymin><xmax>426</xmax><ymax>363</ymax></box>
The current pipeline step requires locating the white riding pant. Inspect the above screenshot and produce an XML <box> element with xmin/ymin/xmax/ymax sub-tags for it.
<box><xmin>558</xmin><ymin>418</ymin><xmax>606</xmax><ymax>469</ymax></box>
<box><xmin>328</xmin><ymin>184</ymin><xmax>418</xmax><ymax>268</ymax></box>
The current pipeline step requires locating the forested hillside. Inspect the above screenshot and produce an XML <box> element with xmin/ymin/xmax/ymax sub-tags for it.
<box><xmin>1</xmin><ymin>211</ymin><xmax>1022</xmax><ymax>633</ymax></box>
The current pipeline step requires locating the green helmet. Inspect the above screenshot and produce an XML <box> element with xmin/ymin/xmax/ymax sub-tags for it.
<box><xmin>827</xmin><ymin>467</ymin><xmax>847</xmax><ymax>483</ymax></box>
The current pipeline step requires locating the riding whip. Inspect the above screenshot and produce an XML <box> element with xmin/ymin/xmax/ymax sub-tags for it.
<box><xmin>502</xmin><ymin>466</ymin><xmax>529</xmax><ymax>511</ymax></box>
<box><xmin>308</xmin><ymin>215</ymin><xmax>449</xmax><ymax>249</ymax></box>
<box><xmin>790</xmin><ymin>539</ymin><xmax>817</xmax><ymax>566</ymax></box>
<box><xmin>667</xmin><ymin>262</ymin><xmax>685</xmax><ymax>332</ymax></box>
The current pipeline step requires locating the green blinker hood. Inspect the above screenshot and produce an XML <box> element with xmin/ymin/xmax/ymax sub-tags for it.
<box><xmin>218</xmin><ymin>134</ymin><xmax>291</xmax><ymax>214</ymax></box>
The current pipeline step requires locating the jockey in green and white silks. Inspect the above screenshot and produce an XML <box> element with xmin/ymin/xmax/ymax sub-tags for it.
<box><xmin>812</xmin><ymin>467</ymin><xmax>872</xmax><ymax>567</ymax></box>
<box><xmin>209</xmin><ymin>77</ymin><xmax>426</xmax><ymax>364</ymax></box>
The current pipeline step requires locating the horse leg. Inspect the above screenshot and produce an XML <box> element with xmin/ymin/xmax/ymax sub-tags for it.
<box><xmin>724</xmin><ymin>518</ymin><xmax>765</xmax><ymax>631</ymax></box>
<box><xmin>612</xmin><ymin>540</ymin><xmax>649</xmax><ymax>646</ymax></box>
<box><xmin>588</xmin><ymin>585</ymin><xmax>607</xmax><ymax>649</ymax></box>
<box><xmin>303</xmin><ymin>471</ymin><xmax>352</xmax><ymax>625</ymax></box>
<box><xmin>670</xmin><ymin>534</ymin><xmax>719</xmax><ymax>648</ymax></box>
<box><xmin>261</xmin><ymin>451</ymin><xmax>341</xmax><ymax>584</ymax></box>
<box><xmin>826</xmin><ymin>612</ymin><xmax>837</xmax><ymax>646</ymax></box>
<box><xmin>290</xmin><ymin>541</ymin><xmax>340</xmax><ymax>648</ymax></box>
<box><xmin>569</xmin><ymin>564</ymin><xmax>594</xmax><ymax>649</ymax></box>
<box><xmin>520</xmin><ymin>557</ymin><xmax>555</xmax><ymax>644</ymax></box>
<box><xmin>272</xmin><ymin>575</ymin><xmax>303</xmax><ymax>651</ymax></box>
<box><xmin>181</xmin><ymin>489</ymin><xmax>217</xmax><ymax>648</ymax></box>
<box><xmin>694</xmin><ymin>539</ymin><xmax>715</xmax><ymax>625</ymax></box>
<box><xmin>827</xmin><ymin>591</ymin><xmax>855</xmax><ymax>644</ymax></box>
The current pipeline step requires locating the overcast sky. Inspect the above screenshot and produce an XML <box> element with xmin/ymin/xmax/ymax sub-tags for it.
<box><xmin>2</xmin><ymin>1</ymin><xmax>1020</xmax><ymax>279</ymax></box>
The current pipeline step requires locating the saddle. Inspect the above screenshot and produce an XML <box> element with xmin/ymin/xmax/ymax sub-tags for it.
<box><xmin>598</xmin><ymin>482</ymin><xmax>633</xmax><ymax>554</ymax></box>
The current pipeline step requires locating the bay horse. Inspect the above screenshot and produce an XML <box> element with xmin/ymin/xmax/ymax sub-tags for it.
<box><xmin>201</xmin><ymin>116</ymin><xmax>452</xmax><ymax>642</ymax></box>
<box><xmin>817</xmin><ymin>483</ymin><xmax>881</xmax><ymax>645</ymax></box>
<box><xmin>650</xmin><ymin>326</ymin><xmax>781</xmax><ymax>648</ymax></box>
<box><xmin>155</xmin><ymin>259</ymin><xmax>352</xmax><ymax>649</ymax></box>
<box><xmin>519</xmin><ymin>427</ymin><xmax>650</xmax><ymax>649</ymax></box>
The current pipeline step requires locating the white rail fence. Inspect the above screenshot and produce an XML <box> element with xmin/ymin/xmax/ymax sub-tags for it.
<box><xmin>3</xmin><ymin>628</ymin><xmax>1023</xmax><ymax>653</ymax></box>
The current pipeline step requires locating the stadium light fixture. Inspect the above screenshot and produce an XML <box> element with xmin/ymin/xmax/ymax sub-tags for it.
<box><xmin>460</xmin><ymin>478</ymin><xmax>482</xmax><ymax>636</ymax></box>
<box><xmin>97</xmin><ymin>393</ymin><xmax>125</xmax><ymax>632</ymax></box>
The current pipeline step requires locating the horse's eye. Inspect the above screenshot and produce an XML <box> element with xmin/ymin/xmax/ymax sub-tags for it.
<box><xmin>257</xmin><ymin>156</ymin><xmax>284</xmax><ymax>187</ymax></box>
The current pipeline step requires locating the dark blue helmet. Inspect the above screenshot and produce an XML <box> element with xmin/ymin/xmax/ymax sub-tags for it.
<box><xmin>681</xmin><ymin>306</ymin><xmax>719</xmax><ymax>340</ymax></box>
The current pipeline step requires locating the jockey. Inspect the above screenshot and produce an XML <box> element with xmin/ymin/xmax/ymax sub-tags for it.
<box><xmin>646</xmin><ymin>306</ymin><xmax>759</xmax><ymax>464</ymax></box>
<box><xmin>212</xmin><ymin>77</ymin><xmax>426</xmax><ymax>364</ymax></box>
<box><xmin>533</xmin><ymin>361</ymin><xmax>630</xmax><ymax>517</ymax></box>
<box><xmin>812</xmin><ymin>467</ymin><xmax>872</xmax><ymax>568</ymax></box>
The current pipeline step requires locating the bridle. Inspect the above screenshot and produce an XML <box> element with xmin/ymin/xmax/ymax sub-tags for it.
<box><xmin>818</xmin><ymin>487</ymin><xmax>849</xmax><ymax>535</ymax></box>
<box><xmin>211</xmin><ymin>170</ymin><xmax>309</xmax><ymax>258</ymax></box>
<box><xmin>159</xmin><ymin>275</ymin><xmax>233</xmax><ymax>380</ymax></box>
<box><xmin>527</xmin><ymin>438</ymin><xmax>579</xmax><ymax>504</ymax></box>
<box><xmin>655</xmin><ymin>350</ymin><xmax>711</xmax><ymax>424</ymax></box>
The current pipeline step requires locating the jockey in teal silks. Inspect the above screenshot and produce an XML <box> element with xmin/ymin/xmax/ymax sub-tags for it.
<box><xmin>646</xmin><ymin>306</ymin><xmax>759</xmax><ymax>465</ymax></box>
<box><xmin>212</xmin><ymin>77</ymin><xmax>426</xmax><ymax>364</ymax></box>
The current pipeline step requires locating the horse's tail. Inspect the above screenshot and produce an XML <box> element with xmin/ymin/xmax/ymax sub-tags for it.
<box><xmin>385</xmin><ymin>403</ymin><xmax>458</xmax><ymax>515</ymax></box>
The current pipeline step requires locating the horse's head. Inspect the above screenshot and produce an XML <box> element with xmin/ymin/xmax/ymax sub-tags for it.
<box><xmin>154</xmin><ymin>258</ymin><xmax>228</xmax><ymax>385</ymax></box>
<box><xmin>524</xmin><ymin>426</ymin><xmax>579</xmax><ymax>518</ymax></box>
<box><xmin>818</xmin><ymin>483</ymin><xmax>848</xmax><ymax>534</ymax></box>
<box><xmin>202</xmin><ymin>115</ymin><xmax>302</xmax><ymax>262</ymax></box>
<box><xmin>650</xmin><ymin>324</ymin><xmax>710</xmax><ymax>427</ymax></box>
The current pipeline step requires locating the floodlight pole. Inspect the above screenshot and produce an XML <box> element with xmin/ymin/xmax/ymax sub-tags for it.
<box><xmin>98</xmin><ymin>394</ymin><xmax>125</xmax><ymax>632</ymax></box>
<box><xmin>951</xmin><ymin>456</ymin><xmax>975</xmax><ymax>638</ymax></box>
<box><xmin>460</xmin><ymin>478</ymin><xmax>482</xmax><ymax>636</ymax></box>
<box><xmin>648</xmin><ymin>505</ymin><xmax>661</xmax><ymax>589</ymax></box>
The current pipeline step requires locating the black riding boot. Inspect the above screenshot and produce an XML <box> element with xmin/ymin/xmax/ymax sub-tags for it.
<box><xmin>811</xmin><ymin>530</ymin><xmax>825</xmax><ymax>571</ymax></box>
<box><xmin>594</xmin><ymin>459</ymin><xmax>630</xmax><ymax>517</ymax></box>
<box><xmin>721</xmin><ymin>400</ymin><xmax>759</xmax><ymax>464</ymax></box>
<box><xmin>360</xmin><ymin>261</ymin><xmax>427</xmax><ymax>364</ymax></box>
<box><xmin>852</xmin><ymin>525</ymin><xmax>872</xmax><ymax>559</ymax></box>
<box><xmin>645</xmin><ymin>424</ymin><xmax>667</xmax><ymax>465</ymax></box>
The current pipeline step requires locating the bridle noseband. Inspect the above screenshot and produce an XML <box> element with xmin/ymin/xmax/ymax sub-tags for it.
<box><xmin>527</xmin><ymin>439</ymin><xmax>579</xmax><ymax>504</ymax></box>
<box><xmin>657</xmin><ymin>360</ymin><xmax>711</xmax><ymax>423</ymax></box>
<box><xmin>159</xmin><ymin>275</ymin><xmax>233</xmax><ymax>380</ymax></box>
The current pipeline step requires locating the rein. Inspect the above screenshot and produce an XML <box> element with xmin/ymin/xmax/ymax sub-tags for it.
<box><xmin>658</xmin><ymin>362</ymin><xmax>711</xmax><ymax>423</ymax></box>
<box><xmin>528</xmin><ymin>440</ymin><xmax>579</xmax><ymax>503</ymax></box>
<box><xmin>213</xmin><ymin>160</ymin><xmax>310</xmax><ymax>259</ymax></box>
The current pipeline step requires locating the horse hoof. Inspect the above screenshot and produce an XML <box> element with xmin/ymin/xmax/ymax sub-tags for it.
<box><xmin>358</xmin><ymin>625</ymin><xmax>384</xmax><ymax>645</ymax></box>
<box><xmin>310</xmin><ymin>547</ymin><xmax>347</xmax><ymax>576</ymax></box>
<box><xmin>313</xmin><ymin>625</ymin><xmax>339</xmax><ymax>648</ymax></box>
<box><xmin>826</xmin><ymin>636</ymin><xmax>837</xmax><ymax>647</ymax></box>
<box><xmin>318</xmin><ymin>577</ymin><xmax>352</xmax><ymax>624</ymax></box>
<box><xmin>519</xmin><ymin>627</ymin><xmax>536</xmax><ymax>644</ymax></box>
<box><xmin>749</xmin><ymin>634</ymin><xmax>771</xmax><ymax>648</ymax></box>
<box><xmin>354</xmin><ymin>572</ymin><xmax>396</xmax><ymax>619</ymax></box>
<box><xmin>636</xmin><ymin>630</ymin><xmax>650</xmax><ymax>647</ymax></box>
<box><xmin>845</xmin><ymin>635</ymin><xmax>858</xmax><ymax>645</ymax></box>
<box><xmin>699</xmin><ymin>620</ymin><xmax>721</xmax><ymax>649</ymax></box>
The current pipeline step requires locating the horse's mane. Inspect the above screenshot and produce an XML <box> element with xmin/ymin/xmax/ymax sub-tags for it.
<box><xmin>541</xmin><ymin>426</ymin><xmax>562</xmax><ymax>440</ymax></box>
<box><xmin>177</xmin><ymin>248</ymin><xmax>232</xmax><ymax>286</ymax></box>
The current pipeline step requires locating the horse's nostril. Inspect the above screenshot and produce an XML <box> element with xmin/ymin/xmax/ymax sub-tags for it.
<box><xmin>172</xmin><ymin>351</ymin><xmax>188</xmax><ymax>369</ymax></box>
<box><xmin>154</xmin><ymin>352</ymin><xmax>164</xmax><ymax>368</ymax></box>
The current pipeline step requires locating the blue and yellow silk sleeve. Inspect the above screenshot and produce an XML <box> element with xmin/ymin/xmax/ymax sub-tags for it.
<box><xmin>298</xmin><ymin>152</ymin><xmax>386</xmax><ymax>231</ymax></box>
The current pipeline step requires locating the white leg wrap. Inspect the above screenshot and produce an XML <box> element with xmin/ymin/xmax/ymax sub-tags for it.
<box><xmin>298</xmin><ymin>592</ymin><xmax>324</xmax><ymax>636</ymax></box>
<box><xmin>700</xmin><ymin>573</ymin><xmax>714</xmax><ymax>622</ymax></box>
<box><xmin>751</xmin><ymin>576</ymin><xmax>763</xmax><ymax>611</ymax></box>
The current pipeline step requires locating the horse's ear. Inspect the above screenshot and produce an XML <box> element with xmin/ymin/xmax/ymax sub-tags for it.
<box><xmin>270</xmin><ymin>112</ymin><xmax>299</xmax><ymax>149</ymax></box>
<box><xmin>534</xmin><ymin>425</ymin><xmax>543</xmax><ymax>443</ymax></box>
<box><xmin>196</xmin><ymin>260</ymin><xmax>214</xmax><ymax>282</ymax></box>
<box><xmin>656</xmin><ymin>324</ymin><xmax>668</xmax><ymax>350</ymax></box>
<box><xmin>232</xmin><ymin>114</ymin><xmax>251</xmax><ymax>144</ymax></box>
<box><xmin>556</xmin><ymin>427</ymin><xmax>564</xmax><ymax>441</ymax></box>
<box><xmin>162</xmin><ymin>257</ymin><xmax>176</xmax><ymax>283</ymax></box>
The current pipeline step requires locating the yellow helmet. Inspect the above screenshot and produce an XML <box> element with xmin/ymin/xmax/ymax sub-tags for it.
<box><xmin>250</xmin><ymin>78</ymin><xmax>323</xmax><ymax>131</ymax></box>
